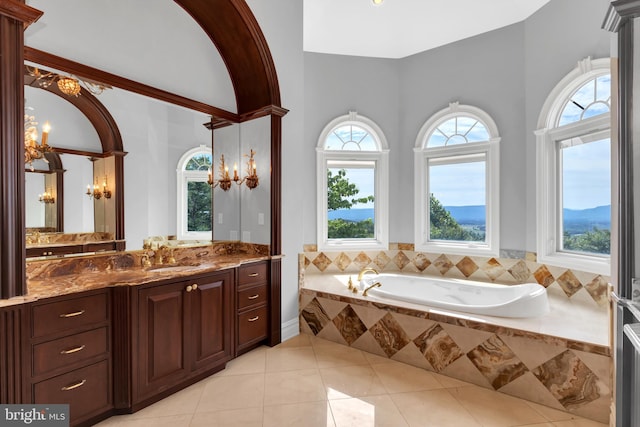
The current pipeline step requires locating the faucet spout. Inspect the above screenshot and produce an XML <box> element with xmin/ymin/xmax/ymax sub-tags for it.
<box><xmin>363</xmin><ymin>282</ymin><xmax>382</xmax><ymax>297</ymax></box>
<box><xmin>357</xmin><ymin>267</ymin><xmax>379</xmax><ymax>282</ymax></box>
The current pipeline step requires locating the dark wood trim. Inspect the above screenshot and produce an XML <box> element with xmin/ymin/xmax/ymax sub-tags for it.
<box><xmin>44</xmin><ymin>152</ymin><xmax>65</xmax><ymax>232</ymax></box>
<box><xmin>0</xmin><ymin>0</ymin><xmax>41</xmax><ymax>27</ymax></box>
<box><xmin>111</xmin><ymin>287</ymin><xmax>132</xmax><ymax>410</ymax></box>
<box><xmin>268</xmin><ymin>258</ymin><xmax>282</xmax><ymax>346</ymax></box>
<box><xmin>0</xmin><ymin>305</ymin><xmax>29</xmax><ymax>403</ymax></box>
<box><xmin>270</xmin><ymin>114</ymin><xmax>282</xmax><ymax>256</ymax></box>
<box><xmin>115</xmin><ymin>155</ymin><xmax>125</xmax><ymax>242</ymax></box>
<box><xmin>25</xmin><ymin>47</ymin><xmax>238</xmax><ymax>122</ymax></box>
<box><xmin>0</xmin><ymin>4</ymin><xmax>28</xmax><ymax>299</ymax></box>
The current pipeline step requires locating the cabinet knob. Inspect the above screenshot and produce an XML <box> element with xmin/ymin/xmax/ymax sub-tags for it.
<box><xmin>192</xmin><ymin>284</ymin><xmax>198</xmax><ymax>290</ymax></box>
<box><xmin>186</xmin><ymin>285</ymin><xmax>193</xmax><ymax>292</ymax></box>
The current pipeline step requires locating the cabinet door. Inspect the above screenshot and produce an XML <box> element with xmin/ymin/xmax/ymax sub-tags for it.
<box><xmin>190</xmin><ymin>270</ymin><xmax>233</xmax><ymax>372</ymax></box>
<box><xmin>136</xmin><ymin>282</ymin><xmax>189</xmax><ymax>400</ymax></box>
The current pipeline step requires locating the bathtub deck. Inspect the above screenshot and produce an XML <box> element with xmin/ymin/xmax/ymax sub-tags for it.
<box><xmin>302</xmin><ymin>273</ymin><xmax>609</xmax><ymax>348</ymax></box>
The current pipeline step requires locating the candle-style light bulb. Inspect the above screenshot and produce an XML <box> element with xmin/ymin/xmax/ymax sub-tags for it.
<box><xmin>233</xmin><ymin>163</ymin><xmax>239</xmax><ymax>181</ymax></box>
<box><xmin>41</xmin><ymin>122</ymin><xmax>50</xmax><ymax>146</ymax></box>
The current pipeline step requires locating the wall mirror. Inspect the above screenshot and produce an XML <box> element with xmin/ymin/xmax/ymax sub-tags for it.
<box><xmin>24</xmin><ymin>62</ymin><xmax>272</xmax><ymax>254</ymax></box>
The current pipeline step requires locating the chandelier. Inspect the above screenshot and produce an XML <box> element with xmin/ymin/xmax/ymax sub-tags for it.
<box><xmin>24</xmin><ymin>111</ymin><xmax>52</xmax><ymax>171</ymax></box>
<box><xmin>38</xmin><ymin>190</ymin><xmax>55</xmax><ymax>204</ymax></box>
<box><xmin>208</xmin><ymin>149</ymin><xmax>259</xmax><ymax>191</ymax></box>
<box><xmin>27</xmin><ymin>66</ymin><xmax>110</xmax><ymax>97</ymax></box>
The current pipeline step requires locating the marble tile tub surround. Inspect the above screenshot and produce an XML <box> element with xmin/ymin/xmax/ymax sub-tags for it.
<box><xmin>298</xmin><ymin>245</ymin><xmax>612</xmax><ymax>423</ymax></box>
<box><xmin>301</xmin><ymin>243</ymin><xmax>611</xmax><ymax>309</ymax></box>
<box><xmin>299</xmin><ymin>288</ymin><xmax>612</xmax><ymax>424</ymax></box>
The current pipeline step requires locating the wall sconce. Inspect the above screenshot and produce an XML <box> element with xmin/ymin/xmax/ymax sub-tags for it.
<box><xmin>86</xmin><ymin>177</ymin><xmax>111</xmax><ymax>200</ymax></box>
<box><xmin>38</xmin><ymin>189</ymin><xmax>55</xmax><ymax>204</ymax></box>
<box><xmin>208</xmin><ymin>149</ymin><xmax>259</xmax><ymax>190</ymax></box>
<box><xmin>208</xmin><ymin>154</ymin><xmax>232</xmax><ymax>191</ymax></box>
<box><xmin>24</xmin><ymin>111</ymin><xmax>52</xmax><ymax>171</ymax></box>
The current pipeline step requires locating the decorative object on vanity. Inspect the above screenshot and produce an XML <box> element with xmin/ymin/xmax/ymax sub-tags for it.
<box><xmin>86</xmin><ymin>177</ymin><xmax>112</xmax><ymax>200</ymax></box>
<box><xmin>26</xmin><ymin>65</ymin><xmax>111</xmax><ymax>97</ymax></box>
<box><xmin>24</xmin><ymin>110</ymin><xmax>52</xmax><ymax>170</ymax></box>
<box><xmin>208</xmin><ymin>149</ymin><xmax>259</xmax><ymax>190</ymax></box>
<box><xmin>38</xmin><ymin>189</ymin><xmax>55</xmax><ymax>204</ymax></box>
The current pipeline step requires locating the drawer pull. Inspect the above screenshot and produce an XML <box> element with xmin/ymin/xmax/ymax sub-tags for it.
<box><xmin>248</xmin><ymin>316</ymin><xmax>260</xmax><ymax>322</ymax></box>
<box><xmin>60</xmin><ymin>345</ymin><xmax>86</xmax><ymax>355</ymax></box>
<box><xmin>247</xmin><ymin>294</ymin><xmax>260</xmax><ymax>300</ymax></box>
<box><xmin>59</xmin><ymin>310</ymin><xmax>85</xmax><ymax>318</ymax></box>
<box><xmin>248</xmin><ymin>273</ymin><xmax>259</xmax><ymax>277</ymax></box>
<box><xmin>61</xmin><ymin>379</ymin><xmax>86</xmax><ymax>391</ymax></box>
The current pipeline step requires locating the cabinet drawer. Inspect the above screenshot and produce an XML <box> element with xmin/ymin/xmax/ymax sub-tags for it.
<box><xmin>238</xmin><ymin>306</ymin><xmax>268</xmax><ymax>346</ymax></box>
<box><xmin>237</xmin><ymin>284</ymin><xmax>268</xmax><ymax>310</ymax></box>
<box><xmin>238</xmin><ymin>262</ymin><xmax>268</xmax><ymax>287</ymax></box>
<box><xmin>32</xmin><ymin>293</ymin><xmax>108</xmax><ymax>338</ymax></box>
<box><xmin>33</xmin><ymin>360</ymin><xmax>110</xmax><ymax>419</ymax></box>
<box><xmin>33</xmin><ymin>327</ymin><xmax>109</xmax><ymax>377</ymax></box>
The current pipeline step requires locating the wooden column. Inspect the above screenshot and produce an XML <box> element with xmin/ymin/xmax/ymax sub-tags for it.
<box><xmin>0</xmin><ymin>0</ymin><xmax>42</xmax><ymax>299</ymax></box>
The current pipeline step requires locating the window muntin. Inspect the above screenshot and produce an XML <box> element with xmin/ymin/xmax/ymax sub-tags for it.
<box><xmin>414</xmin><ymin>103</ymin><xmax>500</xmax><ymax>257</ymax></box>
<box><xmin>317</xmin><ymin>112</ymin><xmax>389</xmax><ymax>251</ymax></box>
<box><xmin>325</xmin><ymin>124</ymin><xmax>378</xmax><ymax>151</ymax></box>
<box><xmin>176</xmin><ymin>147</ymin><xmax>213</xmax><ymax>240</ymax></box>
<box><xmin>536</xmin><ymin>57</ymin><xmax>611</xmax><ymax>275</ymax></box>
<box><xmin>558</xmin><ymin>75</ymin><xmax>611</xmax><ymax>126</ymax></box>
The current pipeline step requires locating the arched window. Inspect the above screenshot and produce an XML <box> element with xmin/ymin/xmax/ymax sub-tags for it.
<box><xmin>536</xmin><ymin>57</ymin><xmax>611</xmax><ymax>275</ymax></box>
<box><xmin>176</xmin><ymin>145</ymin><xmax>213</xmax><ymax>240</ymax></box>
<box><xmin>316</xmin><ymin>111</ymin><xmax>389</xmax><ymax>251</ymax></box>
<box><xmin>414</xmin><ymin>102</ymin><xmax>500</xmax><ymax>256</ymax></box>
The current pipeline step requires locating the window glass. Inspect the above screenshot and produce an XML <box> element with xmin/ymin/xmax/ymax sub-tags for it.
<box><xmin>327</xmin><ymin>161</ymin><xmax>375</xmax><ymax>239</ymax></box>
<box><xmin>325</xmin><ymin>125</ymin><xmax>378</xmax><ymax>151</ymax></box>
<box><xmin>559</xmin><ymin>134</ymin><xmax>611</xmax><ymax>255</ymax></box>
<box><xmin>428</xmin><ymin>156</ymin><xmax>486</xmax><ymax>243</ymax></box>
<box><xmin>187</xmin><ymin>181</ymin><xmax>212</xmax><ymax>232</ymax></box>
<box><xmin>185</xmin><ymin>153</ymin><xmax>212</xmax><ymax>171</ymax></box>
<box><xmin>426</xmin><ymin>116</ymin><xmax>490</xmax><ymax>147</ymax></box>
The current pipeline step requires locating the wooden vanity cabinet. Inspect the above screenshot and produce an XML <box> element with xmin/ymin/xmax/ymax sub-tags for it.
<box><xmin>28</xmin><ymin>289</ymin><xmax>112</xmax><ymax>426</ymax></box>
<box><xmin>131</xmin><ymin>269</ymin><xmax>234</xmax><ymax>407</ymax></box>
<box><xmin>236</xmin><ymin>261</ymin><xmax>270</xmax><ymax>355</ymax></box>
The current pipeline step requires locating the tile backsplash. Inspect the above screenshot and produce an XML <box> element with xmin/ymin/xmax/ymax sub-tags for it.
<box><xmin>300</xmin><ymin>243</ymin><xmax>610</xmax><ymax>309</ymax></box>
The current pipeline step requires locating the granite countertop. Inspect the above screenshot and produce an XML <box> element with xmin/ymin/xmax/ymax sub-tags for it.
<box><xmin>1</xmin><ymin>242</ymin><xmax>274</xmax><ymax>308</ymax></box>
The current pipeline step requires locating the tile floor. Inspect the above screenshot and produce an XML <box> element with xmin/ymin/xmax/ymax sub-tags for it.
<box><xmin>96</xmin><ymin>334</ymin><xmax>609</xmax><ymax>427</ymax></box>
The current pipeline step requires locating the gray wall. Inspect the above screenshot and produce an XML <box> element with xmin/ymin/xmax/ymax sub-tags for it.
<box><xmin>303</xmin><ymin>0</ymin><xmax>612</xmax><ymax>255</ymax></box>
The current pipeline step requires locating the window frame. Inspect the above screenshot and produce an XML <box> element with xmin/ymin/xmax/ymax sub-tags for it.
<box><xmin>176</xmin><ymin>145</ymin><xmax>213</xmax><ymax>241</ymax></box>
<box><xmin>535</xmin><ymin>57</ymin><xmax>611</xmax><ymax>275</ymax></box>
<box><xmin>316</xmin><ymin>112</ymin><xmax>389</xmax><ymax>251</ymax></box>
<box><xmin>414</xmin><ymin>102</ymin><xmax>500</xmax><ymax>257</ymax></box>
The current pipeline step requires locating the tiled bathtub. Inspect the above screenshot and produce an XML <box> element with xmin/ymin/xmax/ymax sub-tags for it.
<box><xmin>298</xmin><ymin>248</ymin><xmax>612</xmax><ymax>423</ymax></box>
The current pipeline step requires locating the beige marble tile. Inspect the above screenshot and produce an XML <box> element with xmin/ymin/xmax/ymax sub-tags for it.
<box><xmin>370</xmin><ymin>361</ymin><xmax>444</xmax><ymax>393</ymax></box>
<box><xmin>329</xmin><ymin>394</ymin><xmax>408</xmax><ymax>427</ymax></box>
<box><xmin>320</xmin><ymin>365</ymin><xmax>387</xmax><ymax>399</ymax></box>
<box><xmin>390</xmin><ymin>389</ymin><xmax>481</xmax><ymax>427</ymax></box>
<box><xmin>552</xmin><ymin>419</ymin><xmax>609</xmax><ymax>427</ymax></box>
<box><xmin>196</xmin><ymin>373</ymin><xmax>265</xmax><ymax>412</ymax></box>
<box><xmin>124</xmin><ymin>381</ymin><xmax>204</xmax><ymax>419</ymax></box>
<box><xmin>263</xmin><ymin>368</ymin><xmax>327</xmax><ymax>406</ymax></box>
<box><xmin>265</xmin><ymin>345</ymin><xmax>318</xmax><ymax>372</ymax></box>
<box><xmin>189</xmin><ymin>407</ymin><xmax>263</xmax><ymax>427</ymax></box>
<box><xmin>351</xmin><ymin>331</ymin><xmax>390</xmax><ymax>359</ymax></box>
<box><xmin>95</xmin><ymin>414</ymin><xmax>194</xmax><ymax>427</ymax></box>
<box><xmin>448</xmin><ymin>384</ymin><xmax>548</xmax><ymax>427</ymax></box>
<box><xmin>263</xmin><ymin>401</ymin><xmax>335</xmax><ymax>427</ymax></box>
<box><xmin>313</xmin><ymin>341</ymin><xmax>369</xmax><ymax>368</ymax></box>
<box><xmin>389</xmin><ymin>340</ymin><xmax>433</xmax><ymax>371</ymax></box>
<box><xmin>278</xmin><ymin>333</ymin><xmax>313</xmax><ymax>348</ymax></box>
<box><xmin>217</xmin><ymin>346</ymin><xmax>266</xmax><ymax>376</ymax></box>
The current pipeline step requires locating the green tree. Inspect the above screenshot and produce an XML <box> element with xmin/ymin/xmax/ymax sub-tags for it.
<box><xmin>327</xmin><ymin>169</ymin><xmax>374</xmax><ymax>238</ymax></box>
<box><xmin>563</xmin><ymin>228</ymin><xmax>610</xmax><ymax>255</ymax></box>
<box><xmin>187</xmin><ymin>181</ymin><xmax>212</xmax><ymax>232</ymax></box>
<box><xmin>429</xmin><ymin>194</ymin><xmax>482</xmax><ymax>241</ymax></box>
